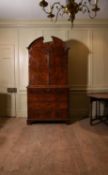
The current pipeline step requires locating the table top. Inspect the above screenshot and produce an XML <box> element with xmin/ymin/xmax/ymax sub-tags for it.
<box><xmin>88</xmin><ymin>93</ymin><xmax>108</xmax><ymax>100</ymax></box>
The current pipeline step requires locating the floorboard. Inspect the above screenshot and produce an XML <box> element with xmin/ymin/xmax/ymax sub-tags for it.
<box><xmin>0</xmin><ymin>117</ymin><xmax>108</xmax><ymax>175</ymax></box>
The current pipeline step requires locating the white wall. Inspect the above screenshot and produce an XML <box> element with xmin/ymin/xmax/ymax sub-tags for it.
<box><xmin>0</xmin><ymin>20</ymin><xmax>108</xmax><ymax>119</ymax></box>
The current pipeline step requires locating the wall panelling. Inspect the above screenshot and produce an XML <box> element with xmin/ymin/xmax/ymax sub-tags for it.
<box><xmin>0</xmin><ymin>20</ymin><xmax>108</xmax><ymax>118</ymax></box>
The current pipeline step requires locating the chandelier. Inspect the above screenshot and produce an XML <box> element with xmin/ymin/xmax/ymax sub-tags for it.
<box><xmin>39</xmin><ymin>0</ymin><xmax>100</xmax><ymax>25</ymax></box>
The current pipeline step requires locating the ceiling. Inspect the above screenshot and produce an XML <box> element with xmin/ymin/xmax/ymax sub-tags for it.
<box><xmin>0</xmin><ymin>0</ymin><xmax>108</xmax><ymax>20</ymax></box>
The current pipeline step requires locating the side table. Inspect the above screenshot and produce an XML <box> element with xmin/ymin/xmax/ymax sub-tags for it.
<box><xmin>88</xmin><ymin>93</ymin><xmax>108</xmax><ymax>125</ymax></box>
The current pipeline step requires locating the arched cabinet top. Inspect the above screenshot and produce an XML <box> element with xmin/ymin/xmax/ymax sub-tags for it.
<box><xmin>27</xmin><ymin>36</ymin><xmax>67</xmax><ymax>50</ymax></box>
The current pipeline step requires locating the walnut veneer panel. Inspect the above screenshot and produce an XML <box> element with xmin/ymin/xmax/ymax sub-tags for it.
<box><xmin>27</xmin><ymin>36</ymin><xmax>70</xmax><ymax>124</ymax></box>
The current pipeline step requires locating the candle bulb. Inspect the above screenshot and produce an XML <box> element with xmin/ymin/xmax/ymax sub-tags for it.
<box><xmin>95</xmin><ymin>0</ymin><xmax>98</xmax><ymax>5</ymax></box>
<box><xmin>48</xmin><ymin>5</ymin><xmax>51</xmax><ymax>13</ymax></box>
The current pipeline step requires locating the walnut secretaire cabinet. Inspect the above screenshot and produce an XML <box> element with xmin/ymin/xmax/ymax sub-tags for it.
<box><xmin>27</xmin><ymin>36</ymin><xmax>70</xmax><ymax>124</ymax></box>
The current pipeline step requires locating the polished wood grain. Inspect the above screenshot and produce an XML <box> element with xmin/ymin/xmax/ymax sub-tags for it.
<box><xmin>27</xmin><ymin>36</ymin><xmax>70</xmax><ymax>124</ymax></box>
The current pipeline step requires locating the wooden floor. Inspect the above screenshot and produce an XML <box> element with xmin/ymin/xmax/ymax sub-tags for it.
<box><xmin>0</xmin><ymin>117</ymin><xmax>108</xmax><ymax>175</ymax></box>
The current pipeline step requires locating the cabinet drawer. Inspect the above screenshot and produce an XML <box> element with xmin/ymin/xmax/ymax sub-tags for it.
<box><xmin>28</xmin><ymin>101</ymin><xmax>68</xmax><ymax>110</ymax></box>
<box><xmin>28</xmin><ymin>109</ymin><xmax>68</xmax><ymax>121</ymax></box>
<box><xmin>28</xmin><ymin>93</ymin><xmax>55</xmax><ymax>102</ymax></box>
<box><xmin>28</xmin><ymin>88</ymin><xmax>68</xmax><ymax>102</ymax></box>
<box><xmin>55</xmin><ymin>110</ymin><xmax>68</xmax><ymax>119</ymax></box>
<box><xmin>28</xmin><ymin>110</ymin><xmax>52</xmax><ymax>120</ymax></box>
<box><xmin>29</xmin><ymin>101</ymin><xmax>55</xmax><ymax>110</ymax></box>
<box><xmin>28</xmin><ymin>88</ymin><xmax>55</xmax><ymax>101</ymax></box>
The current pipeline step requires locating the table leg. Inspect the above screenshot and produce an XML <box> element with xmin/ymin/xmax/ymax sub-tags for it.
<box><xmin>90</xmin><ymin>99</ymin><xmax>93</xmax><ymax>125</ymax></box>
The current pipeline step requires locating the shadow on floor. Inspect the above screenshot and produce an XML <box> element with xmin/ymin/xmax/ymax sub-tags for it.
<box><xmin>0</xmin><ymin>117</ymin><xmax>10</xmax><ymax>129</ymax></box>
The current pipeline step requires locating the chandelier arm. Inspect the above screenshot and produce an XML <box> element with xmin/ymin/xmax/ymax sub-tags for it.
<box><xmin>42</xmin><ymin>2</ymin><xmax>62</xmax><ymax>16</ymax></box>
<box><xmin>51</xmin><ymin>2</ymin><xmax>62</xmax><ymax>10</ymax></box>
<box><xmin>88</xmin><ymin>10</ymin><xmax>97</xmax><ymax>19</ymax></box>
<box><xmin>88</xmin><ymin>0</ymin><xmax>97</xmax><ymax>6</ymax></box>
<box><xmin>42</xmin><ymin>7</ymin><xmax>50</xmax><ymax>15</ymax></box>
<box><xmin>51</xmin><ymin>2</ymin><xmax>63</xmax><ymax>16</ymax></box>
<box><xmin>55</xmin><ymin>7</ymin><xmax>62</xmax><ymax>21</ymax></box>
<box><xmin>82</xmin><ymin>4</ymin><xmax>97</xmax><ymax>19</ymax></box>
<box><xmin>80</xmin><ymin>0</ymin><xmax>85</xmax><ymax>4</ymax></box>
<box><xmin>39</xmin><ymin>0</ymin><xmax>100</xmax><ymax>26</ymax></box>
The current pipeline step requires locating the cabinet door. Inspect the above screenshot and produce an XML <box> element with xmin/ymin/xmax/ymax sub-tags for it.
<box><xmin>49</xmin><ymin>47</ymin><xmax>68</xmax><ymax>85</ymax></box>
<box><xmin>29</xmin><ymin>47</ymin><xmax>49</xmax><ymax>85</ymax></box>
